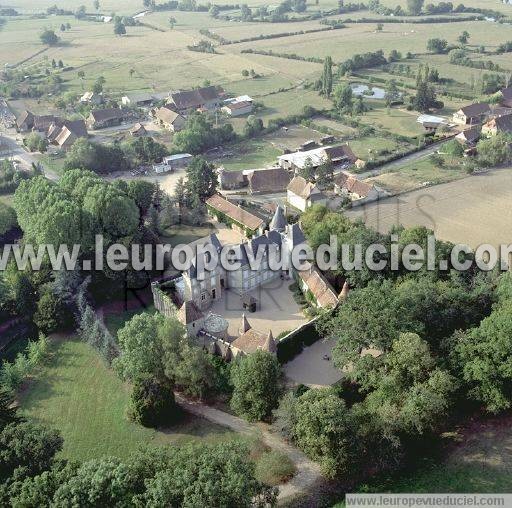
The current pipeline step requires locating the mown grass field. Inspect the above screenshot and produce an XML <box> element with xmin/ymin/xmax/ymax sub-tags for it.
<box><xmin>18</xmin><ymin>338</ymin><xmax>238</xmax><ymax>462</ymax></box>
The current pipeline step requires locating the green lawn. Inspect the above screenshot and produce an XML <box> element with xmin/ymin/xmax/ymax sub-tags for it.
<box><xmin>159</xmin><ymin>223</ymin><xmax>215</xmax><ymax>246</ymax></box>
<box><xmin>211</xmin><ymin>138</ymin><xmax>281</xmax><ymax>171</ymax></box>
<box><xmin>18</xmin><ymin>338</ymin><xmax>236</xmax><ymax>462</ymax></box>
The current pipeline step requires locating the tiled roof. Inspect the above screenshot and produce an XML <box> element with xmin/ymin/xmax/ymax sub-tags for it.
<box><xmin>89</xmin><ymin>108</ymin><xmax>124</xmax><ymax>122</ymax></box>
<box><xmin>248</xmin><ymin>167</ymin><xmax>291</xmax><ymax>193</ymax></box>
<box><xmin>334</xmin><ymin>172</ymin><xmax>375</xmax><ymax>198</ymax></box>
<box><xmin>298</xmin><ymin>267</ymin><xmax>339</xmax><ymax>308</ymax></box>
<box><xmin>154</xmin><ymin>106</ymin><xmax>183</xmax><ymax>125</ymax></box>
<box><xmin>206</xmin><ymin>194</ymin><xmax>264</xmax><ymax>231</ymax></box>
<box><xmin>287</xmin><ymin>176</ymin><xmax>317</xmax><ymax>199</ymax></box>
<box><xmin>232</xmin><ymin>326</ymin><xmax>277</xmax><ymax>355</ymax></box>
<box><xmin>170</xmin><ymin>86</ymin><xmax>221</xmax><ymax>110</ymax></box>
<box><xmin>485</xmin><ymin>114</ymin><xmax>512</xmax><ymax>133</ymax></box>
<box><xmin>455</xmin><ymin>125</ymin><xmax>481</xmax><ymax>143</ymax></box>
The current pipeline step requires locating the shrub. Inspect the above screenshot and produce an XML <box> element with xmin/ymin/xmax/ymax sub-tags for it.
<box><xmin>255</xmin><ymin>450</ymin><xmax>296</xmax><ymax>486</ymax></box>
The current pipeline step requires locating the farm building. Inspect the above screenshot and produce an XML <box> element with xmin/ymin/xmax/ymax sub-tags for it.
<box><xmin>482</xmin><ymin>115</ymin><xmax>512</xmax><ymax>137</ymax></box>
<box><xmin>222</xmin><ymin>101</ymin><xmax>253</xmax><ymax>117</ymax></box>
<box><xmin>452</xmin><ymin>103</ymin><xmax>490</xmax><ymax>125</ymax></box>
<box><xmin>334</xmin><ymin>172</ymin><xmax>381</xmax><ymax>205</ymax></box>
<box><xmin>287</xmin><ymin>176</ymin><xmax>326</xmax><ymax>212</ymax></box>
<box><xmin>130</xmin><ymin>123</ymin><xmax>147</xmax><ymax>136</ymax></box>
<box><xmin>206</xmin><ymin>194</ymin><xmax>265</xmax><ymax>238</ymax></box>
<box><xmin>247</xmin><ymin>167</ymin><xmax>291</xmax><ymax>194</ymax></box>
<box><xmin>167</xmin><ymin>86</ymin><xmax>223</xmax><ymax>114</ymax></box>
<box><xmin>16</xmin><ymin>110</ymin><xmax>34</xmax><ymax>131</ymax></box>
<box><xmin>47</xmin><ymin>119</ymin><xmax>87</xmax><ymax>150</ymax></box>
<box><xmin>163</xmin><ymin>153</ymin><xmax>193</xmax><ymax>169</ymax></box>
<box><xmin>87</xmin><ymin>108</ymin><xmax>125</xmax><ymax>129</ymax></box>
<box><xmin>80</xmin><ymin>91</ymin><xmax>103</xmax><ymax>105</ymax></box>
<box><xmin>153</xmin><ymin>106</ymin><xmax>186</xmax><ymax>132</ymax></box>
<box><xmin>297</xmin><ymin>266</ymin><xmax>339</xmax><ymax>309</ymax></box>
<box><xmin>121</xmin><ymin>91</ymin><xmax>168</xmax><ymax>107</ymax></box>
<box><xmin>217</xmin><ymin>168</ymin><xmax>247</xmax><ymax>190</ymax></box>
<box><xmin>278</xmin><ymin>145</ymin><xmax>357</xmax><ymax>173</ymax></box>
<box><xmin>500</xmin><ymin>87</ymin><xmax>512</xmax><ymax>108</ymax></box>
<box><xmin>455</xmin><ymin>125</ymin><xmax>481</xmax><ymax>146</ymax></box>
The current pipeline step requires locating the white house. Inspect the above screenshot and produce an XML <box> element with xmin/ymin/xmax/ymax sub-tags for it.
<box><xmin>287</xmin><ymin>176</ymin><xmax>326</xmax><ymax>212</ymax></box>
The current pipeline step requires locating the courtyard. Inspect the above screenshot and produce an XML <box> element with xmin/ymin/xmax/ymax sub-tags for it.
<box><xmin>209</xmin><ymin>278</ymin><xmax>307</xmax><ymax>339</ymax></box>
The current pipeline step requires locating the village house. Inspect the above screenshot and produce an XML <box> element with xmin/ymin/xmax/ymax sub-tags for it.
<box><xmin>86</xmin><ymin>108</ymin><xmax>125</xmax><ymax>129</ymax></box>
<box><xmin>482</xmin><ymin>114</ymin><xmax>512</xmax><ymax>137</ymax></box>
<box><xmin>247</xmin><ymin>166</ymin><xmax>291</xmax><ymax>194</ymax></box>
<box><xmin>15</xmin><ymin>110</ymin><xmax>34</xmax><ymax>132</ymax></box>
<box><xmin>222</xmin><ymin>100</ymin><xmax>253</xmax><ymax>117</ymax></box>
<box><xmin>455</xmin><ymin>125</ymin><xmax>481</xmax><ymax>146</ymax></box>
<box><xmin>452</xmin><ymin>103</ymin><xmax>491</xmax><ymax>125</ymax></box>
<box><xmin>205</xmin><ymin>194</ymin><xmax>265</xmax><ymax>238</ymax></box>
<box><xmin>153</xmin><ymin>106</ymin><xmax>186</xmax><ymax>132</ymax></box>
<box><xmin>287</xmin><ymin>175</ymin><xmax>326</xmax><ymax>212</ymax></box>
<box><xmin>80</xmin><ymin>91</ymin><xmax>103</xmax><ymax>105</ymax></box>
<box><xmin>217</xmin><ymin>168</ymin><xmax>248</xmax><ymax>191</ymax></box>
<box><xmin>278</xmin><ymin>144</ymin><xmax>357</xmax><ymax>173</ymax></box>
<box><xmin>334</xmin><ymin>172</ymin><xmax>381</xmax><ymax>205</ymax></box>
<box><xmin>500</xmin><ymin>87</ymin><xmax>512</xmax><ymax>109</ymax></box>
<box><xmin>47</xmin><ymin>119</ymin><xmax>88</xmax><ymax>150</ymax></box>
<box><xmin>167</xmin><ymin>85</ymin><xmax>223</xmax><ymax>114</ymax></box>
<box><xmin>130</xmin><ymin>122</ymin><xmax>147</xmax><ymax>137</ymax></box>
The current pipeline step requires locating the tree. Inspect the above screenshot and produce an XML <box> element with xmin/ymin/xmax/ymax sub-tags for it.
<box><xmin>209</xmin><ymin>4</ymin><xmax>220</xmax><ymax>17</ymax></box>
<box><xmin>406</xmin><ymin>0</ymin><xmax>424</xmax><ymax>15</ymax></box>
<box><xmin>321</xmin><ymin>56</ymin><xmax>333</xmax><ymax>98</ymax></box>
<box><xmin>114</xmin><ymin>21</ymin><xmax>126</xmax><ymax>35</ymax></box>
<box><xmin>60</xmin><ymin>23</ymin><xmax>66</xmax><ymax>32</ymax></box>
<box><xmin>39</xmin><ymin>29</ymin><xmax>59</xmax><ymax>46</ymax></box>
<box><xmin>58</xmin><ymin>59</ymin><xmax>63</xmax><ymax>68</ymax></box>
<box><xmin>25</xmin><ymin>133</ymin><xmax>48</xmax><ymax>153</ymax></box>
<box><xmin>127</xmin><ymin>179</ymin><xmax>157</xmax><ymax>218</ymax></box>
<box><xmin>92</xmin><ymin>75</ymin><xmax>106</xmax><ymax>94</ymax></box>
<box><xmin>293</xmin><ymin>388</ymin><xmax>358</xmax><ymax>477</ymax></box>
<box><xmin>93</xmin><ymin>0</ymin><xmax>100</xmax><ymax>9</ymax></box>
<box><xmin>185</xmin><ymin>157</ymin><xmax>217</xmax><ymax>202</ymax></box>
<box><xmin>0</xmin><ymin>422</ymin><xmax>63</xmax><ymax>482</ymax></box>
<box><xmin>385</xmin><ymin>79</ymin><xmax>400</xmax><ymax>106</ymax></box>
<box><xmin>333</xmin><ymin>83</ymin><xmax>353</xmax><ymax>114</ymax></box>
<box><xmin>0</xmin><ymin>388</ymin><xmax>18</xmax><ymax>431</ymax></box>
<box><xmin>427</xmin><ymin>38</ymin><xmax>448</xmax><ymax>54</ymax></box>
<box><xmin>230</xmin><ymin>350</ymin><xmax>281</xmax><ymax>422</ymax></box>
<box><xmin>477</xmin><ymin>133</ymin><xmax>512</xmax><ymax>167</ymax></box>
<box><xmin>243</xmin><ymin>115</ymin><xmax>264</xmax><ymax>137</ymax></box>
<box><xmin>443</xmin><ymin>139</ymin><xmax>464</xmax><ymax>157</ymax></box>
<box><xmin>128</xmin><ymin>376</ymin><xmax>179</xmax><ymax>427</ymax></box>
<box><xmin>455</xmin><ymin>300</ymin><xmax>512</xmax><ymax>413</ymax></box>
<box><xmin>34</xmin><ymin>289</ymin><xmax>71</xmax><ymax>334</ymax></box>
<box><xmin>376</xmin><ymin>22</ymin><xmax>383</xmax><ymax>31</ymax></box>
<box><xmin>168</xmin><ymin>16</ymin><xmax>176</xmax><ymax>28</ymax></box>
<box><xmin>458</xmin><ymin>30</ymin><xmax>470</xmax><ymax>45</ymax></box>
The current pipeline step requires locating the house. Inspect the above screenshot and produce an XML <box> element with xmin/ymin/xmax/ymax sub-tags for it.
<box><xmin>231</xmin><ymin>316</ymin><xmax>277</xmax><ymax>356</ymax></box>
<box><xmin>178</xmin><ymin>300</ymin><xmax>205</xmax><ymax>336</ymax></box>
<box><xmin>500</xmin><ymin>87</ymin><xmax>512</xmax><ymax>109</ymax></box>
<box><xmin>455</xmin><ymin>125</ymin><xmax>481</xmax><ymax>146</ymax></box>
<box><xmin>452</xmin><ymin>103</ymin><xmax>490</xmax><ymax>125</ymax></box>
<box><xmin>154</xmin><ymin>106</ymin><xmax>186</xmax><ymax>132</ymax></box>
<box><xmin>222</xmin><ymin>101</ymin><xmax>253</xmax><ymax>117</ymax></box>
<box><xmin>121</xmin><ymin>91</ymin><xmax>168</xmax><ymax>107</ymax></box>
<box><xmin>47</xmin><ymin>119</ymin><xmax>87</xmax><ymax>149</ymax></box>
<box><xmin>206</xmin><ymin>194</ymin><xmax>265</xmax><ymax>237</ymax></box>
<box><xmin>167</xmin><ymin>86</ymin><xmax>223</xmax><ymax>114</ymax></box>
<box><xmin>481</xmin><ymin>115</ymin><xmax>512</xmax><ymax>137</ymax></box>
<box><xmin>334</xmin><ymin>172</ymin><xmax>381</xmax><ymax>205</ymax></box>
<box><xmin>278</xmin><ymin>144</ymin><xmax>357</xmax><ymax>173</ymax></box>
<box><xmin>16</xmin><ymin>110</ymin><xmax>34</xmax><ymax>131</ymax></box>
<box><xmin>163</xmin><ymin>153</ymin><xmax>193</xmax><ymax>169</ymax></box>
<box><xmin>287</xmin><ymin>176</ymin><xmax>326</xmax><ymax>212</ymax></box>
<box><xmin>130</xmin><ymin>122</ymin><xmax>147</xmax><ymax>137</ymax></box>
<box><xmin>86</xmin><ymin>108</ymin><xmax>125</xmax><ymax>129</ymax></box>
<box><xmin>80</xmin><ymin>91</ymin><xmax>103</xmax><ymax>105</ymax></box>
<box><xmin>33</xmin><ymin>115</ymin><xmax>61</xmax><ymax>133</ymax></box>
<box><xmin>297</xmin><ymin>266</ymin><xmax>339</xmax><ymax>308</ymax></box>
<box><xmin>247</xmin><ymin>166</ymin><xmax>291</xmax><ymax>194</ymax></box>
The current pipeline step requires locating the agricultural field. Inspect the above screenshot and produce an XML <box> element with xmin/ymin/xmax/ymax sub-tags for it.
<box><xmin>347</xmin><ymin>166</ymin><xmax>512</xmax><ymax>249</ymax></box>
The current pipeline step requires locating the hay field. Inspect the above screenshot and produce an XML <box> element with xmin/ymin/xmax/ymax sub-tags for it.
<box><xmin>231</xmin><ymin>20</ymin><xmax>512</xmax><ymax>61</ymax></box>
<box><xmin>347</xmin><ymin>167</ymin><xmax>512</xmax><ymax>249</ymax></box>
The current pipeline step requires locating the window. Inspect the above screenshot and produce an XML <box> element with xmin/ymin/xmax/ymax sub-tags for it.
<box><xmin>201</xmin><ymin>294</ymin><xmax>206</xmax><ymax>301</ymax></box>
<box><xmin>212</xmin><ymin>289</ymin><xmax>216</xmax><ymax>299</ymax></box>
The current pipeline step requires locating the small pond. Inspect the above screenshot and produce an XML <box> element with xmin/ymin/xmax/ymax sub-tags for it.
<box><xmin>350</xmin><ymin>83</ymin><xmax>386</xmax><ymax>99</ymax></box>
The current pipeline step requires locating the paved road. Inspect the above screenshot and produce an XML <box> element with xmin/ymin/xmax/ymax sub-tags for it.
<box><xmin>0</xmin><ymin>129</ymin><xmax>59</xmax><ymax>181</ymax></box>
<box><xmin>176</xmin><ymin>395</ymin><xmax>324</xmax><ymax>504</ymax></box>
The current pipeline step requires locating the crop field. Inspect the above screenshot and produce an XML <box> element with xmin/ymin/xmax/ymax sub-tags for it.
<box><xmin>347</xmin><ymin>166</ymin><xmax>512</xmax><ymax>249</ymax></box>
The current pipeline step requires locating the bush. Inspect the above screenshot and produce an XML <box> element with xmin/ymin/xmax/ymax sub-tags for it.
<box><xmin>128</xmin><ymin>376</ymin><xmax>180</xmax><ymax>427</ymax></box>
<box><xmin>255</xmin><ymin>450</ymin><xmax>296</xmax><ymax>486</ymax></box>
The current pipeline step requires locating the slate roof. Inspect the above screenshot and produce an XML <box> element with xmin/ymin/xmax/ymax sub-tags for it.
<box><xmin>287</xmin><ymin>223</ymin><xmax>306</xmax><ymax>247</ymax></box>
<box><xmin>269</xmin><ymin>205</ymin><xmax>287</xmax><ymax>232</ymax></box>
<box><xmin>458</xmin><ymin>102</ymin><xmax>490</xmax><ymax>117</ymax></box>
<box><xmin>169</xmin><ymin>86</ymin><xmax>221</xmax><ymax>110</ymax></box>
<box><xmin>484</xmin><ymin>114</ymin><xmax>512</xmax><ymax>133</ymax></box>
<box><xmin>178</xmin><ymin>301</ymin><xmax>204</xmax><ymax>324</ymax></box>
<box><xmin>89</xmin><ymin>108</ymin><xmax>124</xmax><ymax>122</ymax></box>
<box><xmin>455</xmin><ymin>125</ymin><xmax>481</xmax><ymax>144</ymax></box>
<box><xmin>206</xmin><ymin>194</ymin><xmax>264</xmax><ymax>231</ymax></box>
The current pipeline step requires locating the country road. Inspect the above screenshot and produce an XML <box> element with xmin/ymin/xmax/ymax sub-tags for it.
<box><xmin>176</xmin><ymin>395</ymin><xmax>324</xmax><ymax>505</ymax></box>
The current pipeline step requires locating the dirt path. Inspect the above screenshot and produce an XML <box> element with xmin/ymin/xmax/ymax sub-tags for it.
<box><xmin>176</xmin><ymin>395</ymin><xmax>324</xmax><ymax>504</ymax></box>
